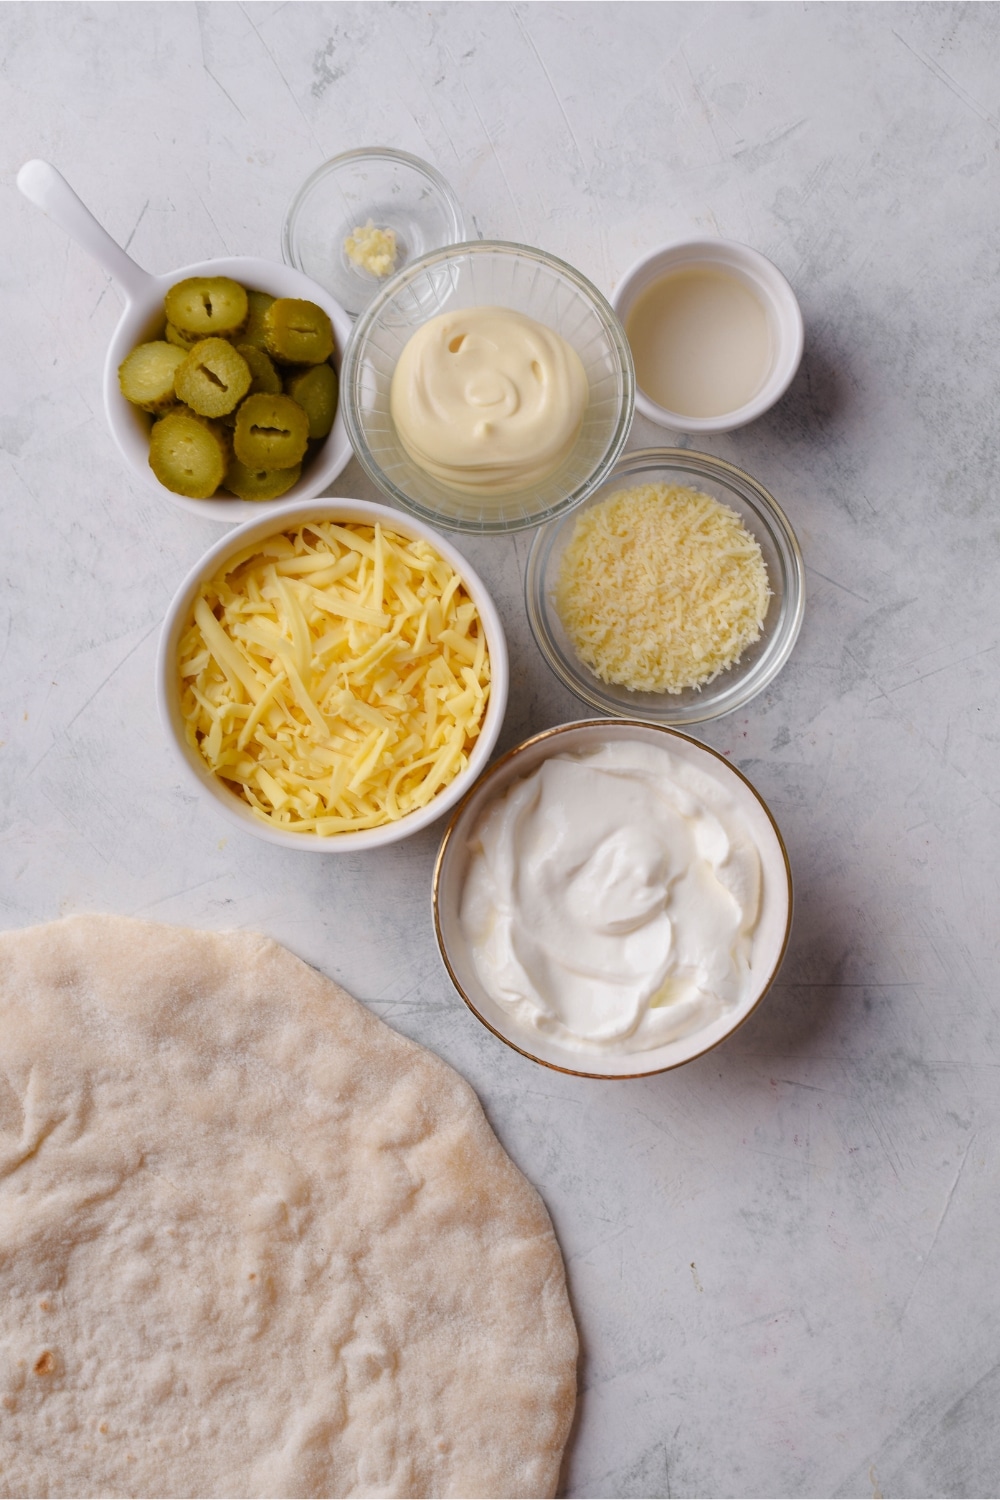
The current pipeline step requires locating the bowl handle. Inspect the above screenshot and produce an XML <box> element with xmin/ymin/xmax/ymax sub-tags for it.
<box><xmin>17</xmin><ymin>159</ymin><xmax>157</xmax><ymax>306</ymax></box>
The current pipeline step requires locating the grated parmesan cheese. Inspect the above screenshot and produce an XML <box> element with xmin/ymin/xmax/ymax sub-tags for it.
<box><xmin>554</xmin><ymin>483</ymin><xmax>771</xmax><ymax>694</ymax></box>
<box><xmin>178</xmin><ymin>522</ymin><xmax>490</xmax><ymax>834</ymax></box>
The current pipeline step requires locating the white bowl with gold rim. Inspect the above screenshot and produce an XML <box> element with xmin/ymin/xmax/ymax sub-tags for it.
<box><xmin>157</xmin><ymin>499</ymin><xmax>508</xmax><ymax>851</ymax></box>
<box><xmin>433</xmin><ymin>719</ymin><xmax>792</xmax><ymax>1079</ymax></box>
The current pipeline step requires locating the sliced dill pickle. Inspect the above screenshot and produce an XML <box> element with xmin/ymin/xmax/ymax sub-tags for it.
<box><xmin>165</xmin><ymin>321</ymin><xmax>199</xmax><ymax>351</ymax></box>
<box><xmin>164</xmin><ymin>277</ymin><xmax>248</xmax><ymax>339</ymax></box>
<box><xmin>236</xmin><ymin>343</ymin><xmax>282</xmax><ymax>396</ymax></box>
<box><xmin>263</xmin><ymin>298</ymin><xmax>334</xmax><ymax>365</ymax></box>
<box><xmin>149</xmin><ymin>410</ymin><xmax>230</xmax><ymax>499</ymax></box>
<box><xmin>284</xmin><ymin>362</ymin><xmax>338</xmax><ymax>439</ymax></box>
<box><xmin>118</xmin><ymin>341</ymin><xmax>187</xmax><ymax>413</ymax></box>
<box><xmin>233</xmin><ymin>393</ymin><xmax>309</xmax><ymax>469</ymax></box>
<box><xmin>241</xmin><ymin>290</ymin><xmax>275</xmax><ymax>350</ymax></box>
<box><xmin>174</xmin><ymin>338</ymin><xmax>252</xmax><ymax>418</ymax></box>
<box><xmin>224</xmin><ymin>457</ymin><xmax>302</xmax><ymax>501</ymax></box>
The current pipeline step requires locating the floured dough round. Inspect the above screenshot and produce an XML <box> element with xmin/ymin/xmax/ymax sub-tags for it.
<box><xmin>0</xmin><ymin>916</ymin><xmax>577</xmax><ymax>1499</ymax></box>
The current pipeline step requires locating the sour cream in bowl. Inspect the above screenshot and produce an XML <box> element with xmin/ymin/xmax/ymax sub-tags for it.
<box><xmin>433</xmin><ymin>720</ymin><xmax>791</xmax><ymax>1078</ymax></box>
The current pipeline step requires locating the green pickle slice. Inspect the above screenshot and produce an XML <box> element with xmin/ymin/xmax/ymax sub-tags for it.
<box><xmin>164</xmin><ymin>322</ymin><xmax>199</xmax><ymax>351</ymax></box>
<box><xmin>234</xmin><ymin>393</ymin><xmax>310</xmax><ymax>469</ymax></box>
<box><xmin>149</xmin><ymin>411</ymin><xmax>230</xmax><ymax>499</ymax></box>
<box><xmin>264</xmin><ymin>298</ymin><xmax>335</xmax><ymax>365</ymax></box>
<box><xmin>237</xmin><ymin>344</ymin><xmax>283</xmax><ymax>397</ymax></box>
<box><xmin>284</xmin><ymin>363</ymin><xmax>338</xmax><ymax>439</ymax></box>
<box><xmin>241</xmin><ymin>290</ymin><xmax>276</xmax><ymax>351</ymax></box>
<box><xmin>224</xmin><ymin>457</ymin><xmax>302</xmax><ymax>502</ymax></box>
<box><xmin>174</xmin><ymin>339</ymin><xmax>252</xmax><ymax>418</ymax></box>
<box><xmin>123</xmin><ymin>281</ymin><xmax>334</xmax><ymax>501</ymax></box>
<box><xmin>118</xmin><ymin>341</ymin><xmax>187</xmax><ymax>413</ymax></box>
<box><xmin>164</xmin><ymin>277</ymin><xmax>249</xmax><ymax>339</ymax></box>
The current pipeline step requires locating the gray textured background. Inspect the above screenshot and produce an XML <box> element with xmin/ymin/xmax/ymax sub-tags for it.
<box><xmin>2</xmin><ymin>4</ymin><xmax>999</xmax><ymax>1496</ymax></box>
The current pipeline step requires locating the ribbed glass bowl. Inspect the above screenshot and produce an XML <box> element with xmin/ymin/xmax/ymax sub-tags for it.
<box><xmin>340</xmin><ymin>240</ymin><xmax>635</xmax><ymax>533</ymax></box>
<box><xmin>525</xmin><ymin>448</ymin><xmax>805</xmax><ymax>725</ymax></box>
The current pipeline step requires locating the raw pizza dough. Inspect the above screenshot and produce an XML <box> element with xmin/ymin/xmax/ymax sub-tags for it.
<box><xmin>0</xmin><ymin>915</ymin><xmax>577</xmax><ymax>1499</ymax></box>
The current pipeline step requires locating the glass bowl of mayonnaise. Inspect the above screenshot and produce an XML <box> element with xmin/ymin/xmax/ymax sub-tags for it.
<box><xmin>341</xmin><ymin>240</ymin><xmax>635</xmax><ymax>532</ymax></box>
<box><xmin>433</xmin><ymin>720</ymin><xmax>792</xmax><ymax>1078</ymax></box>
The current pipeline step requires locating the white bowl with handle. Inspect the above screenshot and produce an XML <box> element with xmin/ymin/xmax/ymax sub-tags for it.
<box><xmin>17</xmin><ymin>159</ymin><xmax>353</xmax><ymax>522</ymax></box>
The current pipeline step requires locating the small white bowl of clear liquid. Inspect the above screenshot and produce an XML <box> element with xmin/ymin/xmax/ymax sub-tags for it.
<box><xmin>612</xmin><ymin>238</ymin><xmax>804</xmax><ymax>434</ymax></box>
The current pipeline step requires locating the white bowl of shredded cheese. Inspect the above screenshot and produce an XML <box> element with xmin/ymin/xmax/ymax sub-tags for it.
<box><xmin>157</xmin><ymin>500</ymin><xmax>508</xmax><ymax>850</ymax></box>
<box><xmin>525</xmin><ymin>448</ymin><xmax>805</xmax><ymax>725</ymax></box>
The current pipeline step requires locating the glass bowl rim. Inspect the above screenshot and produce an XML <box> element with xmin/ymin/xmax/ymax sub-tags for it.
<box><xmin>340</xmin><ymin>237</ymin><xmax>636</xmax><ymax>534</ymax></box>
<box><xmin>282</xmin><ymin>146</ymin><xmax>466</xmax><ymax>272</ymax></box>
<box><xmin>524</xmin><ymin>446</ymin><xmax>806</xmax><ymax>724</ymax></box>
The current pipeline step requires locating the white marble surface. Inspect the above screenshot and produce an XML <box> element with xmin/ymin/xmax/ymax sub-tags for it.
<box><xmin>3</xmin><ymin>3</ymin><xmax>1000</xmax><ymax>1496</ymax></box>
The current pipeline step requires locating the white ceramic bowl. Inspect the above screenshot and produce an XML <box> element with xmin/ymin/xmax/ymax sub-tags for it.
<box><xmin>612</xmin><ymin>237</ymin><xmax>804</xmax><ymax>434</ymax></box>
<box><xmin>157</xmin><ymin>499</ymin><xmax>509</xmax><ymax>851</ymax></box>
<box><xmin>18</xmin><ymin>160</ymin><xmax>353</xmax><ymax>523</ymax></box>
<box><xmin>434</xmin><ymin>719</ymin><xmax>792</xmax><ymax>1078</ymax></box>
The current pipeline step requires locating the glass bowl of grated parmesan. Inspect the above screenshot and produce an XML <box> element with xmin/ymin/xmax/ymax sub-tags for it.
<box><xmin>525</xmin><ymin>448</ymin><xmax>804</xmax><ymax>726</ymax></box>
<box><xmin>157</xmin><ymin>499</ymin><xmax>508</xmax><ymax>851</ymax></box>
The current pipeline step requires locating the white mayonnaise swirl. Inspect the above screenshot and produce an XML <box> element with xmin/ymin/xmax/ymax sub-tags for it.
<box><xmin>459</xmin><ymin>741</ymin><xmax>762</xmax><ymax>1053</ymax></box>
<box><xmin>389</xmin><ymin>306</ymin><xmax>588</xmax><ymax>495</ymax></box>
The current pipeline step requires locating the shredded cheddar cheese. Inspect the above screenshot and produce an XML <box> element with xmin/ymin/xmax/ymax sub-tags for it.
<box><xmin>178</xmin><ymin>522</ymin><xmax>490</xmax><ymax>834</ymax></box>
<box><xmin>555</xmin><ymin>483</ymin><xmax>771</xmax><ymax>694</ymax></box>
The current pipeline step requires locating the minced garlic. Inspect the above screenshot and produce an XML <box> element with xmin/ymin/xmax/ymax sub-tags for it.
<box><xmin>344</xmin><ymin>219</ymin><xmax>398</xmax><ymax>278</ymax></box>
<box><xmin>555</xmin><ymin>482</ymin><xmax>770</xmax><ymax>694</ymax></box>
<box><xmin>178</xmin><ymin>521</ymin><xmax>490</xmax><ymax>834</ymax></box>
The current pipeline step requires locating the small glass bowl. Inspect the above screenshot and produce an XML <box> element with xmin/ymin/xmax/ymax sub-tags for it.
<box><xmin>525</xmin><ymin>448</ymin><xmax>805</xmax><ymax>725</ymax></box>
<box><xmin>340</xmin><ymin>240</ymin><xmax>635</xmax><ymax>533</ymax></box>
<box><xmin>282</xmin><ymin>148</ymin><xmax>466</xmax><ymax>317</ymax></box>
